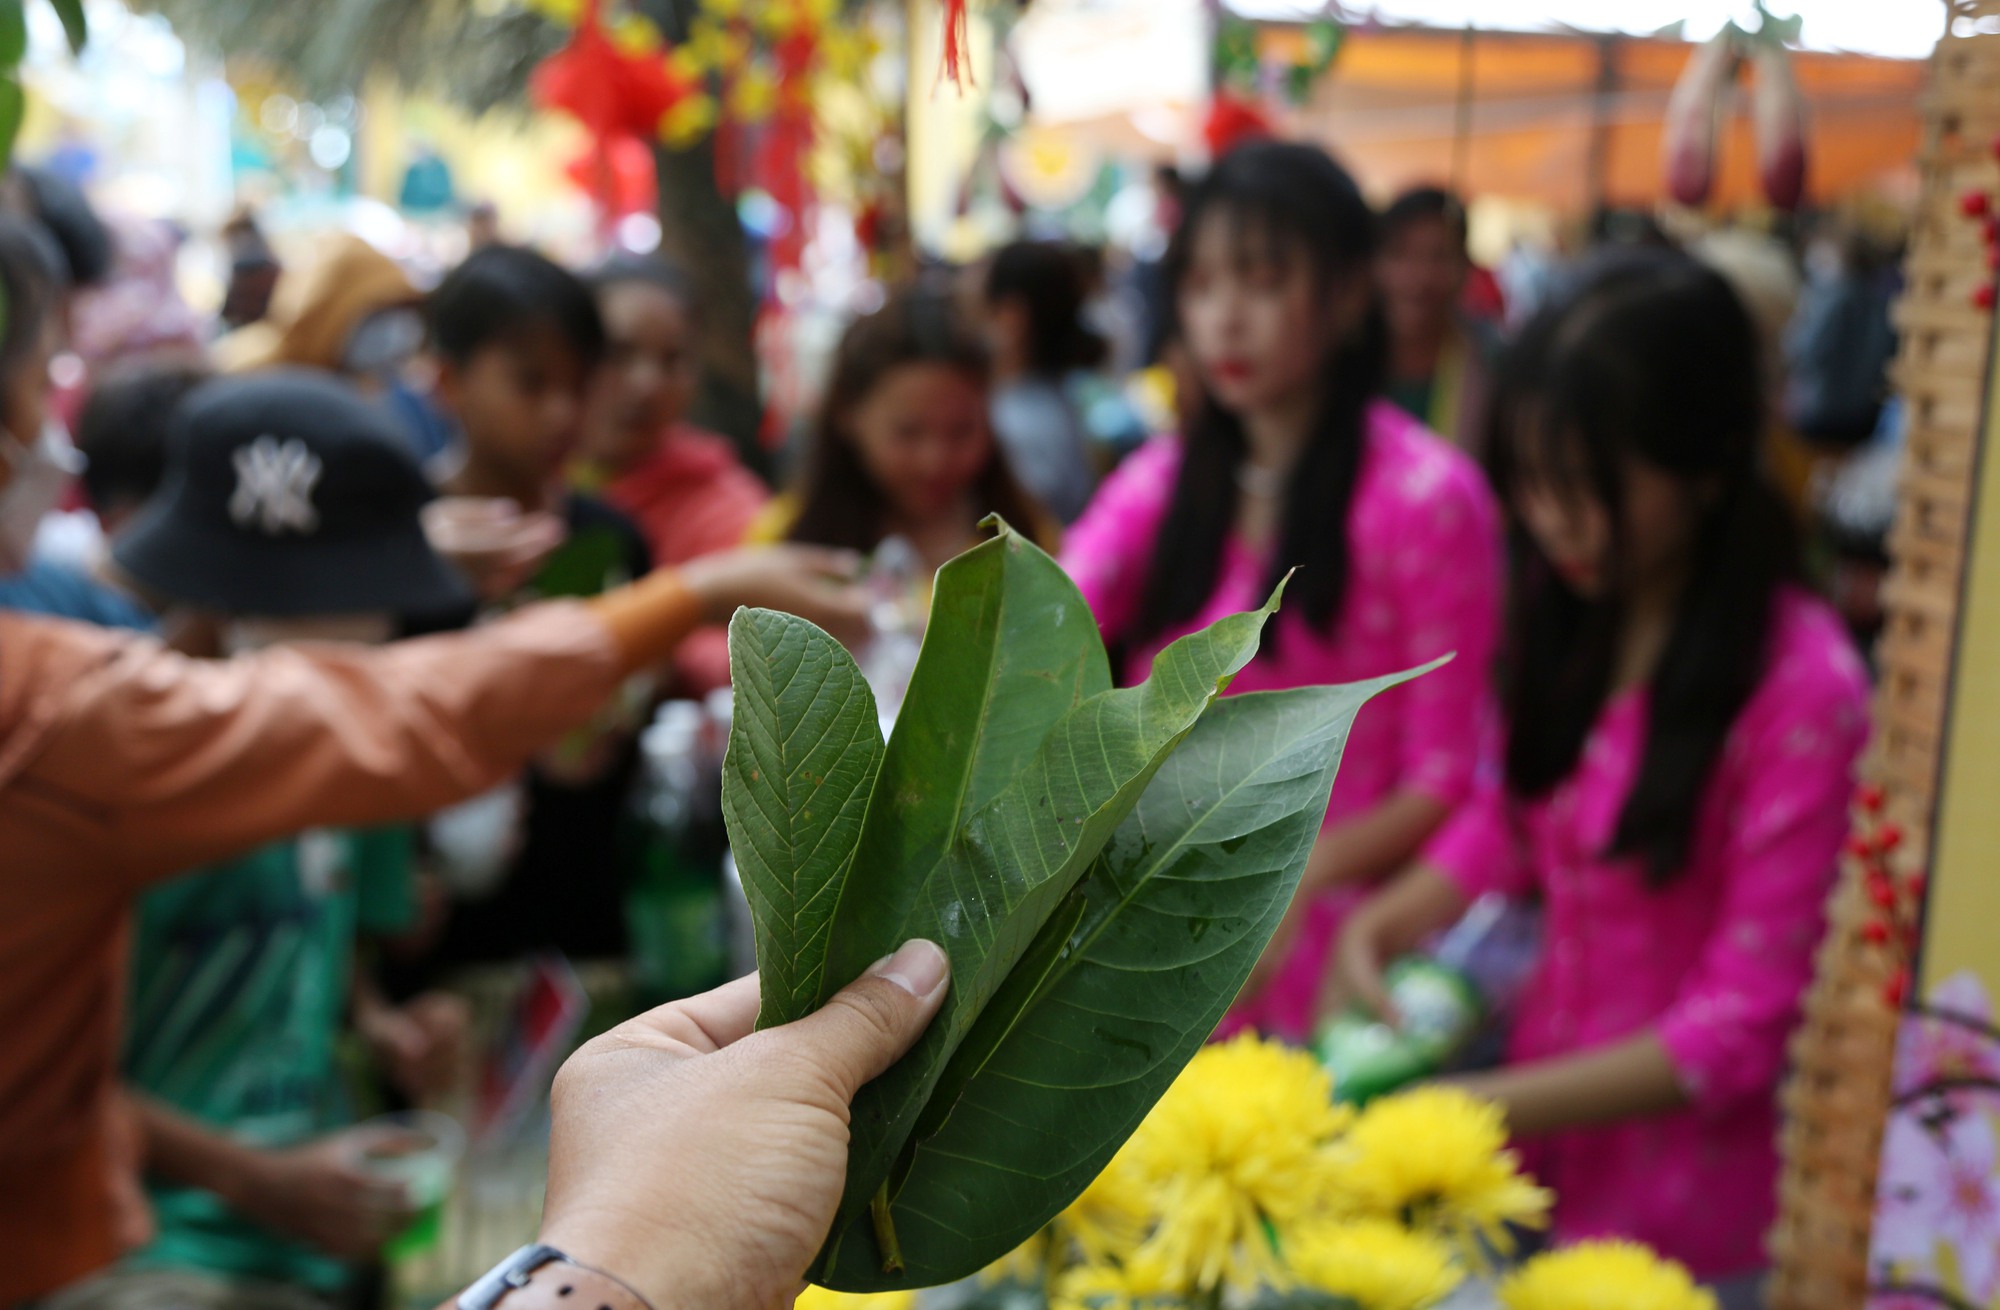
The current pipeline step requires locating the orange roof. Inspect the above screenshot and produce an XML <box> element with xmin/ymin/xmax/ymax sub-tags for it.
<box><xmin>1281</xmin><ymin>25</ymin><xmax>1925</xmax><ymax>210</ymax></box>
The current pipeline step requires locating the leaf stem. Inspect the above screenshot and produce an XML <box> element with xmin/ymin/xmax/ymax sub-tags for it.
<box><xmin>870</xmin><ymin>1182</ymin><xmax>905</xmax><ymax>1276</ymax></box>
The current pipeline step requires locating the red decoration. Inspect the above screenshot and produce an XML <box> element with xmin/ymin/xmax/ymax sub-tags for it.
<box><xmin>1866</xmin><ymin>873</ymin><xmax>1897</xmax><ymax>910</ymax></box>
<box><xmin>563</xmin><ymin>134</ymin><xmax>657</xmax><ymax>217</ymax></box>
<box><xmin>1961</xmin><ymin>189</ymin><xmax>1993</xmax><ymax>219</ymax></box>
<box><xmin>1202</xmin><ymin>91</ymin><xmax>1276</xmax><ymax>159</ymax></box>
<box><xmin>938</xmin><ymin>0</ymin><xmax>973</xmax><ymax>90</ymax></box>
<box><xmin>532</xmin><ymin>0</ymin><xmax>692</xmax><ymax>143</ymax></box>
<box><xmin>1884</xmin><ymin>967</ymin><xmax>1910</xmax><ymax>1009</ymax></box>
<box><xmin>1862</xmin><ymin>919</ymin><xmax>1893</xmax><ymax>946</ymax></box>
<box><xmin>1855</xmin><ymin>782</ymin><xmax>1885</xmax><ymax>813</ymax></box>
<box><xmin>1976</xmin><ymin>282</ymin><xmax>1997</xmax><ymax>312</ymax></box>
<box><xmin>1984</xmin><ymin>215</ymin><xmax>2000</xmax><ymax>246</ymax></box>
<box><xmin>1877</xmin><ymin>824</ymin><xmax>1905</xmax><ymax>852</ymax></box>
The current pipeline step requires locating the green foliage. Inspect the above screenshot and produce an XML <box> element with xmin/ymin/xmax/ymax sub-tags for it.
<box><xmin>723</xmin><ymin>523</ymin><xmax>1438</xmax><ymax>1290</ymax></box>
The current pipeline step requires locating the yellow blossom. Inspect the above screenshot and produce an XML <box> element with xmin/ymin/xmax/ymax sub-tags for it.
<box><xmin>659</xmin><ymin>93</ymin><xmax>717</xmax><ymax>147</ymax></box>
<box><xmin>1333</xmin><ymin>1085</ymin><xmax>1551</xmax><ymax>1262</ymax></box>
<box><xmin>519</xmin><ymin>0</ymin><xmax>582</xmax><ymax>25</ymax></box>
<box><xmin>608</xmin><ymin>12</ymin><xmax>663</xmax><ymax>55</ymax></box>
<box><xmin>820</xmin><ymin>28</ymin><xmax>877</xmax><ymax>81</ymax></box>
<box><xmin>1496</xmin><ymin>1241</ymin><xmax>1718</xmax><ymax>1310</ymax></box>
<box><xmin>979</xmin><ymin>1228</ymin><xmax>1053</xmax><ymax>1287</ymax></box>
<box><xmin>698</xmin><ymin>0</ymin><xmax>745</xmax><ymax>21</ymax></box>
<box><xmin>1121</xmin><ymin>1035</ymin><xmax>1351</xmax><ymax>1293</ymax></box>
<box><xmin>1059</xmin><ymin>1140</ymin><xmax>1156</xmax><ymax>1265</ymax></box>
<box><xmin>1286</xmin><ymin>1220</ymin><xmax>1465</xmax><ymax>1310</ymax></box>
<box><xmin>1051</xmin><ymin>1254</ymin><xmax>1183</xmax><ymax>1310</ymax></box>
<box><xmin>793</xmin><ymin>1290</ymin><xmax>917</xmax><ymax>1310</ymax></box>
<box><xmin>728</xmin><ymin>65</ymin><xmax>780</xmax><ymax>123</ymax></box>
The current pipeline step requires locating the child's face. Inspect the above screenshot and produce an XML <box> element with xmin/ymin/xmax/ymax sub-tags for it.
<box><xmin>584</xmin><ymin>282</ymin><xmax>699</xmax><ymax>470</ymax></box>
<box><xmin>844</xmin><ymin>362</ymin><xmax>992</xmax><ymax>525</ymax></box>
<box><xmin>1377</xmin><ymin>216</ymin><xmax>1467</xmax><ymax>342</ymax></box>
<box><xmin>1178</xmin><ymin>214</ymin><xmax>1344</xmax><ymax>418</ymax></box>
<box><xmin>440</xmin><ymin>329</ymin><xmax>590</xmax><ymax>494</ymax></box>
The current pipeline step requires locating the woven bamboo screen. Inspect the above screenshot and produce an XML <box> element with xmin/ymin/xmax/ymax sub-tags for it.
<box><xmin>1766</xmin><ymin>6</ymin><xmax>2000</xmax><ymax>1306</ymax></box>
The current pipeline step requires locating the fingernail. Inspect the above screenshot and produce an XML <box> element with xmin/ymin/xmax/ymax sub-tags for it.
<box><xmin>871</xmin><ymin>939</ymin><xmax>948</xmax><ymax>999</ymax></box>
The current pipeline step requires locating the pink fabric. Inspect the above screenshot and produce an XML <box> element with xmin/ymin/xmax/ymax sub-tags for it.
<box><xmin>1062</xmin><ymin>404</ymin><xmax>1504</xmax><ymax>1039</ymax></box>
<box><xmin>1426</xmin><ymin>589</ymin><xmax>1870</xmax><ymax>1279</ymax></box>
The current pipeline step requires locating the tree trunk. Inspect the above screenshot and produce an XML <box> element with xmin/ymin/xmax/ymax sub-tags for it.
<box><xmin>642</xmin><ymin>0</ymin><xmax>766</xmax><ymax>475</ymax></box>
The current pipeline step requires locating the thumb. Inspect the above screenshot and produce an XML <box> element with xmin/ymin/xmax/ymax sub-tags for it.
<box><xmin>781</xmin><ymin>940</ymin><xmax>951</xmax><ymax>1099</ymax></box>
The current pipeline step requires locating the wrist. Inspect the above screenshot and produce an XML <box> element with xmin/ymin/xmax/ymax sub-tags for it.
<box><xmin>209</xmin><ymin>1141</ymin><xmax>273</xmax><ymax>1212</ymax></box>
<box><xmin>539</xmin><ymin>1210</ymin><xmax>750</xmax><ymax>1310</ymax></box>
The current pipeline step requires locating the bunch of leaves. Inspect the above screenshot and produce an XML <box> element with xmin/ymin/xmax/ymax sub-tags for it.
<box><xmin>723</xmin><ymin>523</ymin><xmax>1432</xmax><ymax>1290</ymax></box>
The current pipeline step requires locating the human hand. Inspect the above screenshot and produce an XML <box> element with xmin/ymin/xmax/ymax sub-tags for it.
<box><xmin>360</xmin><ymin>991</ymin><xmax>471</xmax><ymax>1103</ymax></box>
<box><xmin>1326</xmin><ymin>897</ymin><xmax>1401</xmax><ymax>1028</ymax></box>
<box><xmin>678</xmin><ymin>545</ymin><xmax>873</xmax><ymax>647</ymax></box>
<box><xmin>423</xmin><ymin>497</ymin><xmax>567</xmax><ymax>601</ymax></box>
<box><xmin>229</xmin><ymin>1129</ymin><xmax>417</xmax><ymax>1259</ymax></box>
<box><xmin>539</xmin><ymin>939</ymin><xmax>951</xmax><ymax>1310</ymax></box>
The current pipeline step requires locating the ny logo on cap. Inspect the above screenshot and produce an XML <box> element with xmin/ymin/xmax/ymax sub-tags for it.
<box><xmin>230</xmin><ymin>436</ymin><xmax>322</xmax><ymax>536</ymax></box>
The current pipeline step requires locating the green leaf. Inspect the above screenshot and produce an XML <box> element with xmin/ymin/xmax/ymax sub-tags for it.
<box><xmin>721</xmin><ymin>608</ymin><xmax>885</xmax><ymax>1025</ymax></box>
<box><xmin>817</xmin><ymin>525</ymin><xmax>1112</xmax><ymax>1013</ymax></box>
<box><xmin>823</xmin><ymin>672</ymin><xmax>1441</xmax><ymax>1289</ymax></box>
<box><xmin>47</xmin><ymin>0</ymin><xmax>84</xmax><ymax>55</ymax></box>
<box><xmin>812</xmin><ymin>580</ymin><xmax>1286</xmax><ymax>1281</ymax></box>
<box><xmin>0</xmin><ymin>3</ymin><xmax>26</xmax><ymax>71</ymax></box>
<box><xmin>0</xmin><ymin>78</ymin><xmax>24</xmax><ymax>170</ymax></box>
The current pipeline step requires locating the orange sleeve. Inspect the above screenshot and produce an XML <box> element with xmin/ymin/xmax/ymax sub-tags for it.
<box><xmin>583</xmin><ymin>565</ymin><xmax>705</xmax><ymax>670</ymax></box>
<box><xmin>2</xmin><ymin>602</ymin><xmax>624</xmax><ymax>887</ymax></box>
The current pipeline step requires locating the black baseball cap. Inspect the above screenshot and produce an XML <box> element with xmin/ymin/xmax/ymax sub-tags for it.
<box><xmin>114</xmin><ymin>369</ymin><xmax>473</xmax><ymax>618</ymax></box>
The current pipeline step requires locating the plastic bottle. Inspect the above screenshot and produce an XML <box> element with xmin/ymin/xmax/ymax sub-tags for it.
<box><xmin>623</xmin><ymin>700</ymin><xmax>730</xmax><ymax>1004</ymax></box>
<box><xmin>1312</xmin><ymin>894</ymin><xmax>1541</xmax><ymax>1104</ymax></box>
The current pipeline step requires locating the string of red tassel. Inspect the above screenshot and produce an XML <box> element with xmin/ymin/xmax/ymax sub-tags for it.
<box><xmin>938</xmin><ymin>0</ymin><xmax>973</xmax><ymax>90</ymax></box>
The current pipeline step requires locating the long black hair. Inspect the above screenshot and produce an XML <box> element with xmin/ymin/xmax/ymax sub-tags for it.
<box><xmin>1489</xmin><ymin>251</ymin><xmax>1799</xmax><ymax>885</ymax></box>
<box><xmin>985</xmin><ymin>240</ymin><xmax>1107</xmax><ymax>376</ymax></box>
<box><xmin>1130</xmin><ymin>141</ymin><xmax>1387</xmax><ymax>654</ymax></box>
<box><xmin>786</xmin><ymin>289</ymin><xmax>1042</xmax><ymax>553</ymax></box>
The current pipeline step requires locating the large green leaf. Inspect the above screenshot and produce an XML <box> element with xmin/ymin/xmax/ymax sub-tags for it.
<box><xmin>823</xmin><ymin>674</ymin><xmax>1440</xmax><ymax>1289</ymax></box>
<box><xmin>817</xmin><ymin>525</ymin><xmax>1112</xmax><ymax>1018</ymax></box>
<box><xmin>0</xmin><ymin>79</ymin><xmax>22</xmax><ymax>168</ymax></box>
<box><xmin>47</xmin><ymin>0</ymin><xmax>84</xmax><ymax>54</ymax></box>
<box><xmin>0</xmin><ymin>4</ymin><xmax>26</xmax><ymax>71</ymax></box>
<box><xmin>721</xmin><ymin>608</ymin><xmax>884</xmax><ymax>1025</ymax></box>
<box><xmin>812</xmin><ymin>584</ymin><xmax>1285</xmax><ymax>1281</ymax></box>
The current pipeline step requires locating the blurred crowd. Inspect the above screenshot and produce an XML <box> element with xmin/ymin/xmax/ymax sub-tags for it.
<box><xmin>0</xmin><ymin>129</ymin><xmax>1908</xmax><ymax>1310</ymax></box>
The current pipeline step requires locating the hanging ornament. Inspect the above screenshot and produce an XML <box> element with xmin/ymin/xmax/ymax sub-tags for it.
<box><xmin>939</xmin><ymin>0</ymin><xmax>973</xmax><ymax>91</ymax></box>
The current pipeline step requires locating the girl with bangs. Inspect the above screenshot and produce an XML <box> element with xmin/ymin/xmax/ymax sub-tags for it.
<box><xmin>1060</xmin><ymin>141</ymin><xmax>1505</xmax><ymax>1040</ymax></box>
<box><xmin>1334</xmin><ymin>252</ymin><xmax>1870</xmax><ymax>1287</ymax></box>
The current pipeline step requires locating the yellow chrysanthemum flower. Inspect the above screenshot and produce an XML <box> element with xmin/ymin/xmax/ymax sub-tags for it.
<box><xmin>1496</xmin><ymin>1241</ymin><xmax>1718</xmax><ymax>1310</ymax></box>
<box><xmin>1122</xmin><ymin>1035</ymin><xmax>1352</xmax><ymax>1293</ymax></box>
<box><xmin>794</xmin><ymin>1289</ymin><xmax>917</xmax><ymax>1310</ymax></box>
<box><xmin>1051</xmin><ymin>1254</ymin><xmax>1183</xmax><ymax>1310</ymax></box>
<box><xmin>1333</xmin><ymin>1085</ymin><xmax>1552</xmax><ymax>1261</ymax></box>
<box><xmin>1285</xmin><ymin>1220</ymin><xmax>1465</xmax><ymax>1310</ymax></box>
<box><xmin>659</xmin><ymin>93</ymin><xmax>717</xmax><ymax>147</ymax></box>
<box><xmin>1059</xmin><ymin>1140</ymin><xmax>1157</xmax><ymax>1265</ymax></box>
